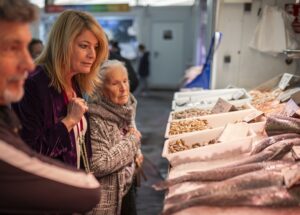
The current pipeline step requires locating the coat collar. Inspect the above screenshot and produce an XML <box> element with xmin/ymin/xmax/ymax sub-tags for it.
<box><xmin>89</xmin><ymin>93</ymin><xmax>136</xmax><ymax>127</ymax></box>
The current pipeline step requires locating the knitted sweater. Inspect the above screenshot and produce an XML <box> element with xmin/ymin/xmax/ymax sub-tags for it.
<box><xmin>88</xmin><ymin>94</ymin><xmax>140</xmax><ymax>215</ymax></box>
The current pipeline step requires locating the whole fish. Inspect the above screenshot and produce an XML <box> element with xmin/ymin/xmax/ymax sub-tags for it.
<box><xmin>265</xmin><ymin>115</ymin><xmax>300</xmax><ymax>136</ymax></box>
<box><xmin>227</xmin><ymin>140</ymin><xmax>292</xmax><ymax>167</ymax></box>
<box><xmin>267</xmin><ymin>140</ymin><xmax>295</xmax><ymax>160</ymax></box>
<box><xmin>153</xmin><ymin>161</ymin><xmax>291</xmax><ymax>191</ymax></box>
<box><xmin>165</xmin><ymin>170</ymin><xmax>284</xmax><ymax>204</ymax></box>
<box><xmin>251</xmin><ymin>133</ymin><xmax>300</xmax><ymax>155</ymax></box>
<box><xmin>162</xmin><ymin>186</ymin><xmax>300</xmax><ymax>215</ymax></box>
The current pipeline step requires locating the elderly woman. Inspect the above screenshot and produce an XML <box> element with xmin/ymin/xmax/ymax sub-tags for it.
<box><xmin>88</xmin><ymin>60</ymin><xmax>143</xmax><ymax>215</ymax></box>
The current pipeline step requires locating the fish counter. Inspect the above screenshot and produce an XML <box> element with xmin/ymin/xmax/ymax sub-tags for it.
<box><xmin>155</xmin><ymin>83</ymin><xmax>300</xmax><ymax>215</ymax></box>
<box><xmin>165</xmin><ymin>206</ymin><xmax>300</xmax><ymax>215</ymax></box>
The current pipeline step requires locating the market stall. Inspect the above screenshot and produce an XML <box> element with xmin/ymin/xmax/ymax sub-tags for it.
<box><xmin>155</xmin><ymin>73</ymin><xmax>300</xmax><ymax>214</ymax></box>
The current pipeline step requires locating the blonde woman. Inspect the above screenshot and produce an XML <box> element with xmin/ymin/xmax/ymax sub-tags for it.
<box><xmin>88</xmin><ymin>60</ymin><xmax>143</xmax><ymax>215</ymax></box>
<box><xmin>12</xmin><ymin>10</ymin><xmax>108</xmax><ymax>171</ymax></box>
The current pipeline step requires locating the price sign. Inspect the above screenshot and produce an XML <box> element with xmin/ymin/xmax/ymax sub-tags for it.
<box><xmin>278</xmin><ymin>73</ymin><xmax>293</xmax><ymax>90</ymax></box>
<box><xmin>243</xmin><ymin>111</ymin><xmax>264</xmax><ymax>123</ymax></box>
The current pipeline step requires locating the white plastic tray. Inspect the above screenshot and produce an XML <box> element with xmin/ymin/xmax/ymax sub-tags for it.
<box><xmin>173</xmin><ymin>89</ymin><xmax>204</xmax><ymax>100</ymax></box>
<box><xmin>162</xmin><ymin>125</ymin><xmax>253</xmax><ymax>167</ymax></box>
<box><xmin>168</xmin><ymin>102</ymin><xmax>256</xmax><ymax>122</ymax></box>
<box><xmin>174</xmin><ymin>88</ymin><xmax>250</xmax><ymax>100</ymax></box>
<box><xmin>172</xmin><ymin>88</ymin><xmax>252</xmax><ymax>111</ymax></box>
<box><xmin>165</xmin><ymin>108</ymin><xmax>259</xmax><ymax>138</ymax></box>
<box><xmin>172</xmin><ymin>99</ymin><xmax>253</xmax><ymax>111</ymax></box>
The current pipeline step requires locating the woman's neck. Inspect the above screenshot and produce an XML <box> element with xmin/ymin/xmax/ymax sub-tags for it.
<box><xmin>64</xmin><ymin>75</ymin><xmax>76</xmax><ymax>99</ymax></box>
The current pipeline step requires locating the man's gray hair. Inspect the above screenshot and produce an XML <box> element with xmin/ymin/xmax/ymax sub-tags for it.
<box><xmin>0</xmin><ymin>0</ymin><xmax>38</xmax><ymax>22</ymax></box>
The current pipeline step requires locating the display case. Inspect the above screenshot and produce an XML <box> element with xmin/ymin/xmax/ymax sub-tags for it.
<box><xmin>172</xmin><ymin>88</ymin><xmax>251</xmax><ymax>110</ymax></box>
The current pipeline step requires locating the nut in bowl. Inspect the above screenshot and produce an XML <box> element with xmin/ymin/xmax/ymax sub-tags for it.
<box><xmin>168</xmin><ymin>138</ymin><xmax>218</xmax><ymax>154</ymax></box>
<box><xmin>168</xmin><ymin>119</ymin><xmax>211</xmax><ymax>136</ymax></box>
<box><xmin>163</xmin><ymin>125</ymin><xmax>254</xmax><ymax>167</ymax></box>
<box><xmin>165</xmin><ymin>108</ymin><xmax>260</xmax><ymax>139</ymax></box>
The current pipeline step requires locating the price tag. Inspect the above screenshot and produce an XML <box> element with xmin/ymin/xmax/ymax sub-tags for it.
<box><xmin>278</xmin><ymin>73</ymin><xmax>293</xmax><ymax>90</ymax></box>
<box><xmin>211</xmin><ymin>98</ymin><xmax>234</xmax><ymax>114</ymax></box>
<box><xmin>243</xmin><ymin>111</ymin><xmax>264</xmax><ymax>123</ymax></box>
<box><xmin>281</xmin><ymin>99</ymin><xmax>299</xmax><ymax>117</ymax></box>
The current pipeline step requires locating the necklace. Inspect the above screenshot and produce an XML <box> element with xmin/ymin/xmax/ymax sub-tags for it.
<box><xmin>76</xmin><ymin>119</ymin><xmax>91</xmax><ymax>173</ymax></box>
<box><xmin>63</xmin><ymin>89</ymin><xmax>90</xmax><ymax>173</ymax></box>
<box><xmin>80</xmin><ymin>134</ymin><xmax>90</xmax><ymax>173</ymax></box>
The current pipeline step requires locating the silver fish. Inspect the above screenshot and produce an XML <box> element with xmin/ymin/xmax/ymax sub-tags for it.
<box><xmin>265</xmin><ymin>115</ymin><xmax>300</xmax><ymax>136</ymax></box>
<box><xmin>165</xmin><ymin>170</ymin><xmax>284</xmax><ymax>204</ymax></box>
<box><xmin>162</xmin><ymin>186</ymin><xmax>299</xmax><ymax>215</ymax></box>
<box><xmin>251</xmin><ymin>133</ymin><xmax>300</xmax><ymax>155</ymax></box>
<box><xmin>153</xmin><ymin>161</ymin><xmax>291</xmax><ymax>191</ymax></box>
<box><xmin>226</xmin><ymin>141</ymin><xmax>293</xmax><ymax>167</ymax></box>
<box><xmin>266</xmin><ymin>140</ymin><xmax>295</xmax><ymax>160</ymax></box>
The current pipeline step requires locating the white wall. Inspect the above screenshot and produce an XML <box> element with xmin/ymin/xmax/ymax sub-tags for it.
<box><xmin>206</xmin><ymin>0</ymin><xmax>216</xmax><ymax>52</ymax></box>
<box><xmin>136</xmin><ymin>6</ymin><xmax>196</xmax><ymax>89</ymax></box>
<box><xmin>212</xmin><ymin>0</ymin><xmax>298</xmax><ymax>90</ymax></box>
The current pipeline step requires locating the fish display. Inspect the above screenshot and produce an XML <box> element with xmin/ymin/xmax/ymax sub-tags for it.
<box><xmin>165</xmin><ymin>170</ymin><xmax>284</xmax><ymax>204</ymax></box>
<box><xmin>251</xmin><ymin>133</ymin><xmax>300</xmax><ymax>155</ymax></box>
<box><xmin>162</xmin><ymin>186</ymin><xmax>300</xmax><ymax>215</ymax></box>
<box><xmin>159</xmin><ymin>105</ymin><xmax>300</xmax><ymax>215</ymax></box>
<box><xmin>153</xmin><ymin>161</ymin><xmax>291</xmax><ymax>191</ymax></box>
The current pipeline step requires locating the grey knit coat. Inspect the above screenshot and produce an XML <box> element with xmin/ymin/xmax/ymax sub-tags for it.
<box><xmin>88</xmin><ymin>94</ymin><xmax>140</xmax><ymax>215</ymax></box>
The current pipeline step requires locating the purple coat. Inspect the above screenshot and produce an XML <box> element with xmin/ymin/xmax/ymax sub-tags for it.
<box><xmin>12</xmin><ymin>66</ymin><xmax>92</xmax><ymax>167</ymax></box>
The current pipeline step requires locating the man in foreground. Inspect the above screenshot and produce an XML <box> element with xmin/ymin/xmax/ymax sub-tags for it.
<box><xmin>0</xmin><ymin>0</ymin><xmax>101</xmax><ymax>213</ymax></box>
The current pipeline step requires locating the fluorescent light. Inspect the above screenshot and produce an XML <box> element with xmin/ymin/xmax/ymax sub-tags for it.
<box><xmin>223</xmin><ymin>0</ymin><xmax>252</xmax><ymax>3</ymax></box>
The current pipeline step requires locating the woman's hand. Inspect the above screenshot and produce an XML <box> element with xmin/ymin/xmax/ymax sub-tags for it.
<box><xmin>127</xmin><ymin>128</ymin><xmax>142</xmax><ymax>142</ymax></box>
<box><xmin>128</xmin><ymin>128</ymin><xmax>142</xmax><ymax>142</ymax></box>
<box><xmin>62</xmin><ymin>98</ymin><xmax>88</xmax><ymax>131</ymax></box>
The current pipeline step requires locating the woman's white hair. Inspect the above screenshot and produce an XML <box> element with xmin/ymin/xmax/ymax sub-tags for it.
<box><xmin>88</xmin><ymin>60</ymin><xmax>128</xmax><ymax>103</ymax></box>
<box><xmin>98</xmin><ymin>60</ymin><xmax>128</xmax><ymax>88</ymax></box>
<box><xmin>89</xmin><ymin>60</ymin><xmax>128</xmax><ymax>103</ymax></box>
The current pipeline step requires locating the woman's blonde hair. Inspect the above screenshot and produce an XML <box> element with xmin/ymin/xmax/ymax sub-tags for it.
<box><xmin>36</xmin><ymin>10</ymin><xmax>108</xmax><ymax>95</ymax></box>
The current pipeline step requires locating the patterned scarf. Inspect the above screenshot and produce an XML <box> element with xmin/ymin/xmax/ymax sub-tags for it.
<box><xmin>89</xmin><ymin>92</ymin><xmax>137</xmax><ymax>129</ymax></box>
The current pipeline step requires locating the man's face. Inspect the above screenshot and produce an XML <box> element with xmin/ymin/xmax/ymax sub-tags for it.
<box><xmin>0</xmin><ymin>21</ymin><xmax>34</xmax><ymax>105</ymax></box>
<box><xmin>31</xmin><ymin>42</ymin><xmax>43</xmax><ymax>59</ymax></box>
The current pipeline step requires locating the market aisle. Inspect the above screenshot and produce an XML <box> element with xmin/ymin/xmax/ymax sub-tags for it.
<box><xmin>135</xmin><ymin>90</ymin><xmax>174</xmax><ymax>215</ymax></box>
